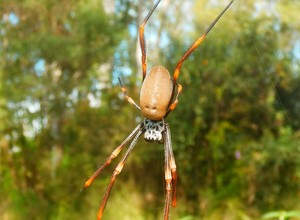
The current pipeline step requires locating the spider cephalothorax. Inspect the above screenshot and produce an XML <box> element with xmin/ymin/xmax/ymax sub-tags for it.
<box><xmin>144</xmin><ymin>118</ymin><xmax>165</xmax><ymax>143</ymax></box>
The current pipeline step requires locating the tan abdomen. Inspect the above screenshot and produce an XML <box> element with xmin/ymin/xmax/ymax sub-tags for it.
<box><xmin>140</xmin><ymin>66</ymin><xmax>173</xmax><ymax>120</ymax></box>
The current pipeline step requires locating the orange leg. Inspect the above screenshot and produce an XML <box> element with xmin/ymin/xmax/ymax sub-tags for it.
<box><xmin>165</xmin><ymin>122</ymin><xmax>177</xmax><ymax>207</ymax></box>
<box><xmin>168</xmin><ymin>83</ymin><xmax>182</xmax><ymax>113</ymax></box>
<box><xmin>171</xmin><ymin>169</ymin><xmax>177</xmax><ymax>207</ymax></box>
<box><xmin>163</xmin><ymin>121</ymin><xmax>178</xmax><ymax>220</ymax></box>
<box><xmin>139</xmin><ymin>0</ymin><xmax>161</xmax><ymax>80</ymax></box>
<box><xmin>164</xmin><ymin>181</ymin><xmax>172</xmax><ymax>220</ymax></box>
<box><xmin>96</xmin><ymin>129</ymin><xmax>144</xmax><ymax>220</ymax></box>
<box><xmin>82</xmin><ymin>123</ymin><xmax>143</xmax><ymax>191</ymax></box>
<box><xmin>164</xmin><ymin>151</ymin><xmax>172</xmax><ymax>220</ymax></box>
<box><xmin>118</xmin><ymin>77</ymin><xmax>140</xmax><ymax>110</ymax></box>
<box><xmin>173</xmin><ymin>0</ymin><xmax>234</xmax><ymax>84</ymax></box>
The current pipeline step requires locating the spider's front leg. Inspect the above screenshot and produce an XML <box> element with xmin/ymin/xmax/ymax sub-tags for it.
<box><xmin>82</xmin><ymin>123</ymin><xmax>143</xmax><ymax>191</ymax></box>
<box><xmin>163</xmin><ymin>121</ymin><xmax>177</xmax><ymax>220</ymax></box>
<box><xmin>97</xmin><ymin>128</ymin><xmax>144</xmax><ymax>220</ymax></box>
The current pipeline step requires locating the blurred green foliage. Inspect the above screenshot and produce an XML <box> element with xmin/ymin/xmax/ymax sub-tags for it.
<box><xmin>1</xmin><ymin>0</ymin><xmax>300</xmax><ymax>220</ymax></box>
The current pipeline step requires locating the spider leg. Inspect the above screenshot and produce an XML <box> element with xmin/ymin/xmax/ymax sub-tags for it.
<box><xmin>97</xmin><ymin>129</ymin><xmax>144</xmax><ymax>220</ymax></box>
<box><xmin>139</xmin><ymin>0</ymin><xmax>161</xmax><ymax>80</ymax></box>
<box><xmin>167</xmin><ymin>83</ymin><xmax>182</xmax><ymax>113</ymax></box>
<box><xmin>118</xmin><ymin>77</ymin><xmax>140</xmax><ymax>110</ymax></box>
<box><xmin>165</xmin><ymin>123</ymin><xmax>177</xmax><ymax>207</ymax></box>
<box><xmin>163</xmin><ymin>121</ymin><xmax>177</xmax><ymax>220</ymax></box>
<box><xmin>82</xmin><ymin>123</ymin><xmax>143</xmax><ymax>191</ymax></box>
<box><xmin>165</xmin><ymin>122</ymin><xmax>177</xmax><ymax>208</ymax></box>
<box><xmin>173</xmin><ymin>0</ymin><xmax>234</xmax><ymax>85</ymax></box>
<box><xmin>163</xmin><ymin>143</ymin><xmax>172</xmax><ymax>220</ymax></box>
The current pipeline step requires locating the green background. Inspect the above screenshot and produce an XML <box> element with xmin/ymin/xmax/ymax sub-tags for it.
<box><xmin>1</xmin><ymin>0</ymin><xmax>300</xmax><ymax>219</ymax></box>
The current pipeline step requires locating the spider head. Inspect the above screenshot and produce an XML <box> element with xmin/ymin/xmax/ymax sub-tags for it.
<box><xmin>143</xmin><ymin>118</ymin><xmax>165</xmax><ymax>143</ymax></box>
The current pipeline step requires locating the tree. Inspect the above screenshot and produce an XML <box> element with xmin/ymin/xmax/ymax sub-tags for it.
<box><xmin>0</xmin><ymin>0</ymin><xmax>124</xmax><ymax>219</ymax></box>
<box><xmin>1</xmin><ymin>0</ymin><xmax>300</xmax><ymax>219</ymax></box>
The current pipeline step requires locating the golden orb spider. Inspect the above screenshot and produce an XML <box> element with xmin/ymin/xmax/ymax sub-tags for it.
<box><xmin>82</xmin><ymin>0</ymin><xmax>234</xmax><ymax>219</ymax></box>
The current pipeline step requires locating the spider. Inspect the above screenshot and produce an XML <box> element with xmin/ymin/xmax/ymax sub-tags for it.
<box><xmin>82</xmin><ymin>0</ymin><xmax>234</xmax><ymax>219</ymax></box>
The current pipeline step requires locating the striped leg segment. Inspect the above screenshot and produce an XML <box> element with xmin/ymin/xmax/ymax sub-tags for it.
<box><xmin>163</xmin><ymin>121</ymin><xmax>177</xmax><ymax>220</ymax></box>
<box><xmin>118</xmin><ymin>77</ymin><xmax>140</xmax><ymax>110</ymax></box>
<box><xmin>139</xmin><ymin>0</ymin><xmax>161</xmax><ymax>80</ymax></box>
<box><xmin>82</xmin><ymin>123</ymin><xmax>143</xmax><ymax>191</ymax></box>
<box><xmin>97</xmin><ymin>129</ymin><xmax>144</xmax><ymax>220</ymax></box>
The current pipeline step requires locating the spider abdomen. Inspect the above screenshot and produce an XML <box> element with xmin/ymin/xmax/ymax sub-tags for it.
<box><xmin>140</xmin><ymin>66</ymin><xmax>173</xmax><ymax>120</ymax></box>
